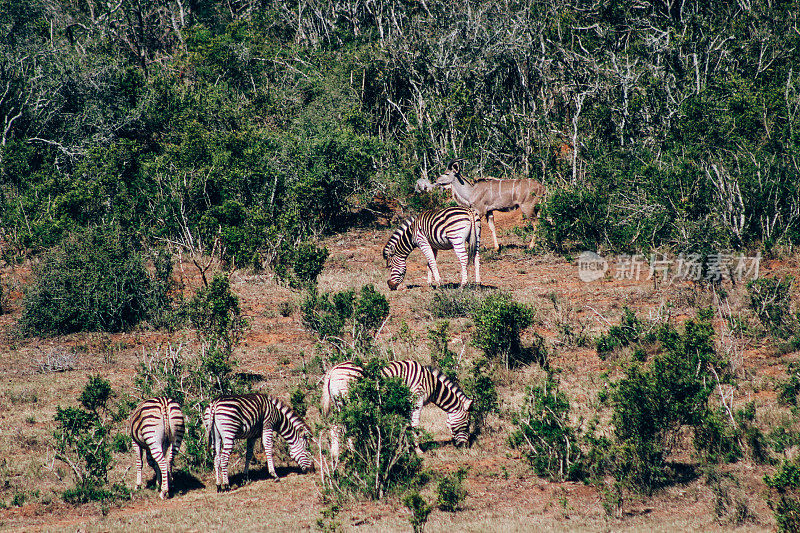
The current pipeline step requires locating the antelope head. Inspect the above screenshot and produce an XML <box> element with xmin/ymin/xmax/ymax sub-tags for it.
<box><xmin>435</xmin><ymin>159</ymin><xmax>464</xmax><ymax>189</ymax></box>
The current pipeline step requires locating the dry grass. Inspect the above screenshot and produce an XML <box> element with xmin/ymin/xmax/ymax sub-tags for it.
<box><xmin>0</xmin><ymin>213</ymin><xmax>795</xmax><ymax>531</ymax></box>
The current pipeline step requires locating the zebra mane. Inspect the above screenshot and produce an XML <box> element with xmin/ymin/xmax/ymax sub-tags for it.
<box><xmin>271</xmin><ymin>397</ymin><xmax>312</xmax><ymax>436</ymax></box>
<box><xmin>383</xmin><ymin>216</ymin><xmax>416</xmax><ymax>260</ymax></box>
<box><xmin>427</xmin><ymin>366</ymin><xmax>472</xmax><ymax>411</ymax></box>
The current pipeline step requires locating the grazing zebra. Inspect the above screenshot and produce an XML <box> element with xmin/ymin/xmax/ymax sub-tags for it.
<box><xmin>383</xmin><ymin>206</ymin><xmax>481</xmax><ymax>290</ymax></box>
<box><xmin>130</xmin><ymin>397</ymin><xmax>185</xmax><ymax>499</ymax></box>
<box><xmin>204</xmin><ymin>393</ymin><xmax>313</xmax><ymax>491</ymax></box>
<box><xmin>321</xmin><ymin>360</ymin><xmax>474</xmax><ymax>465</ymax></box>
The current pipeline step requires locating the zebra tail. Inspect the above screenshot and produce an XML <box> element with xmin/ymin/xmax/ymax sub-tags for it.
<box><xmin>468</xmin><ymin>209</ymin><xmax>479</xmax><ymax>261</ymax></box>
<box><xmin>321</xmin><ymin>374</ymin><xmax>332</xmax><ymax>418</ymax></box>
<box><xmin>162</xmin><ymin>403</ymin><xmax>173</xmax><ymax>444</ymax></box>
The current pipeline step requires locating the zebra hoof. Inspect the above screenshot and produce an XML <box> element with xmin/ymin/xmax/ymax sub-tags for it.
<box><xmin>159</xmin><ymin>491</ymin><xmax>167</xmax><ymax>500</ymax></box>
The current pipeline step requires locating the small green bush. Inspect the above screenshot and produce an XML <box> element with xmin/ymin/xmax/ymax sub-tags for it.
<box><xmin>472</xmin><ymin>292</ymin><xmax>535</xmax><ymax>369</ymax></box>
<box><xmin>596</xmin><ymin>307</ymin><xmax>644</xmax><ymax>356</ymax></box>
<box><xmin>188</xmin><ymin>274</ymin><xmax>247</xmax><ymax>354</ymax></box>
<box><xmin>509</xmin><ymin>374</ymin><xmax>583</xmax><ymax>481</ymax></box>
<box><xmin>275</xmin><ymin>241</ymin><xmax>329</xmax><ymax>289</ymax></box>
<box><xmin>460</xmin><ymin>357</ymin><xmax>497</xmax><ymax>437</ymax></box>
<box><xmin>53</xmin><ymin>376</ymin><xmax>130</xmax><ymax>505</ymax></box>
<box><xmin>403</xmin><ymin>491</ymin><xmax>433</xmax><ymax>533</ymax></box>
<box><xmin>428</xmin><ymin>321</ymin><xmax>458</xmax><ymax>381</ymax></box>
<box><xmin>302</xmin><ymin>284</ymin><xmax>389</xmax><ymax>345</ymax></box>
<box><xmin>20</xmin><ymin>227</ymin><xmax>171</xmax><ymax>335</ymax></box>
<box><xmin>436</xmin><ymin>467</ymin><xmax>468</xmax><ymax>512</ymax></box>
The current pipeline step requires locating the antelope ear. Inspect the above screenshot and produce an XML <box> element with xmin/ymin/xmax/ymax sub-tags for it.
<box><xmin>451</xmin><ymin>161</ymin><xmax>460</xmax><ymax>173</ymax></box>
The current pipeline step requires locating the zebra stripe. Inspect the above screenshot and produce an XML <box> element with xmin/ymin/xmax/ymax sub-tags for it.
<box><xmin>383</xmin><ymin>206</ymin><xmax>481</xmax><ymax>290</ymax></box>
<box><xmin>322</xmin><ymin>360</ymin><xmax>473</xmax><ymax>465</ymax></box>
<box><xmin>384</xmin><ymin>360</ymin><xmax>473</xmax><ymax>446</ymax></box>
<box><xmin>204</xmin><ymin>393</ymin><xmax>313</xmax><ymax>491</ymax></box>
<box><xmin>130</xmin><ymin>397</ymin><xmax>185</xmax><ymax>499</ymax></box>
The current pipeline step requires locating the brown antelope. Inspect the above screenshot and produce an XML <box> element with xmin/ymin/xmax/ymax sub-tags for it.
<box><xmin>435</xmin><ymin>160</ymin><xmax>546</xmax><ymax>251</ymax></box>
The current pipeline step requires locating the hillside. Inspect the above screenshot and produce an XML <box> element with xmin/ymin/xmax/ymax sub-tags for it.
<box><xmin>1</xmin><ymin>211</ymin><xmax>796</xmax><ymax>531</ymax></box>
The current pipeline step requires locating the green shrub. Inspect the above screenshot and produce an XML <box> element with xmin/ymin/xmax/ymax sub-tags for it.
<box><xmin>329</xmin><ymin>358</ymin><xmax>421</xmax><ymax>499</ymax></box>
<box><xmin>275</xmin><ymin>241</ymin><xmax>329</xmax><ymax>289</ymax></box>
<box><xmin>19</xmin><ymin>227</ymin><xmax>171</xmax><ymax>335</ymax></box>
<box><xmin>595</xmin><ymin>309</ymin><xmax>739</xmax><ymax>494</ymax></box>
<box><xmin>472</xmin><ymin>292</ymin><xmax>535</xmax><ymax>369</ymax></box>
<box><xmin>460</xmin><ymin>357</ymin><xmax>497</xmax><ymax>437</ymax></box>
<box><xmin>596</xmin><ymin>307</ymin><xmax>644</xmax><ymax>356</ymax></box>
<box><xmin>436</xmin><ymin>467</ymin><xmax>468</xmax><ymax>512</ymax></box>
<box><xmin>188</xmin><ymin>274</ymin><xmax>247</xmax><ymax>354</ymax></box>
<box><xmin>428</xmin><ymin>321</ymin><xmax>458</xmax><ymax>381</ymax></box>
<box><xmin>765</xmin><ymin>460</ymin><xmax>800</xmax><ymax>532</ymax></box>
<box><xmin>53</xmin><ymin>376</ymin><xmax>130</xmax><ymax>505</ymax></box>
<box><xmin>539</xmin><ymin>187</ymin><xmax>607</xmax><ymax>253</ymax></box>
<box><xmin>509</xmin><ymin>374</ymin><xmax>583</xmax><ymax>481</ymax></box>
<box><xmin>302</xmin><ymin>284</ymin><xmax>389</xmax><ymax>345</ymax></box>
<box><xmin>403</xmin><ymin>491</ymin><xmax>433</xmax><ymax>533</ymax></box>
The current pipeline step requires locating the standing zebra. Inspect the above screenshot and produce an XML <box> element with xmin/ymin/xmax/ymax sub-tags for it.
<box><xmin>130</xmin><ymin>397</ymin><xmax>185</xmax><ymax>499</ymax></box>
<box><xmin>383</xmin><ymin>206</ymin><xmax>481</xmax><ymax>290</ymax></box>
<box><xmin>321</xmin><ymin>360</ymin><xmax>473</xmax><ymax>466</ymax></box>
<box><xmin>204</xmin><ymin>393</ymin><xmax>313</xmax><ymax>491</ymax></box>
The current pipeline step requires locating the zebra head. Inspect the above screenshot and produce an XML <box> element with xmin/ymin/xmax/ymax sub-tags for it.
<box><xmin>289</xmin><ymin>427</ymin><xmax>314</xmax><ymax>473</ymax></box>
<box><xmin>447</xmin><ymin>398</ymin><xmax>473</xmax><ymax>447</ymax></box>
<box><xmin>386</xmin><ymin>256</ymin><xmax>406</xmax><ymax>291</ymax></box>
<box><xmin>273</xmin><ymin>399</ymin><xmax>314</xmax><ymax>473</ymax></box>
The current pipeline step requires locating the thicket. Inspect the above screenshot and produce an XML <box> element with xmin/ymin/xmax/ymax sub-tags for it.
<box><xmin>2</xmin><ymin>0</ymin><xmax>798</xmax><ymax>273</ymax></box>
<box><xmin>19</xmin><ymin>227</ymin><xmax>173</xmax><ymax>335</ymax></box>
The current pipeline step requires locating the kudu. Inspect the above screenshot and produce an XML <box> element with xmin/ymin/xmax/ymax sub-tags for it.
<box><xmin>435</xmin><ymin>160</ymin><xmax>546</xmax><ymax>251</ymax></box>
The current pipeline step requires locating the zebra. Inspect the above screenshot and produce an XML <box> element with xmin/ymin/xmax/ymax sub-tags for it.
<box><xmin>321</xmin><ymin>360</ymin><xmax>474</xmax><ymax>466</ymax></box>
<box><xmin>130</xmin><ymin>397</ymin><xmax>186</xmax><ymax>499</ymax></box>
<box><xmin>204</xmin><ymin>393</ymin><xmax>313</xmax><ymax>491</ymax></box>
<box><xmin>383</xmin><ymin>206</ymin><xmax>481</xmax><ymax>290</ymax></box>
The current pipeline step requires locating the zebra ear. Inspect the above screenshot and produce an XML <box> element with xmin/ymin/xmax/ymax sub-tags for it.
<box><xmin>464</xmin><ymin>399</ymin><xmax>473</xmax><ymax>412</ymax></box>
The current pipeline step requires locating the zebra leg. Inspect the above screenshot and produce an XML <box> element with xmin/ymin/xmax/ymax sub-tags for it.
<box><xmin>426</xmin><ymin>249</ymin><xmax>438</xmax><ymax>285</ymax></box>
<box><xmin>244</xmin><ymin>437</ymin><xmax>255</xmax><ymax>484</ymax></box>
<box><xmin>134</xmin><ymin>442</ymin><xmax>144</xmax><ymax>491</ymax></box>
<box><xmin>417</xmin><ymin>237</ymin><xmax>441</xmax><ymax>286</ymax></box>
<box><xmin>330</xmin><ymin>425</ymin><xmax>341</xmax><ymax>470</ymax></box>
<box><xmin>262</xmin><ymin>427</ymin><xmax>279</xmax><ymax>481</ymax></box>
<box><xmin>474</xmin><ymin>216</ymin><xmax>481</xmax><ymax>284</ymax></box>
<box><xmin>411</xmin><ymin>397</ymin><xmax>425</xmax><ymax>454</ymax></box>
<box><xmin>219</xmin><ymin>436</ymin><xmax>234</xmax><ymax>492</ymax></box>
<box><xmin>157</xmin><ymin>444</ymin><xmax>170</xmax><ymax>499</ymax></box>
<box><xmin>487</xmin><ymin>212</ymin><xmax>500</xmax><ymax>251</ymax></box>
<box><xmin>452</xmin><ymin>241</ymin><xmax>469</xmax><ymax>287</ymax></box>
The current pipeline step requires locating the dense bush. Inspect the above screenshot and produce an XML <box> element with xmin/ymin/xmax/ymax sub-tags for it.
<box><xmin>471</xmin><ymin>292</ymin><xmax>537</xmax><ymax>369</ymax></box>
<box><xmin>302</xmin><ymin>284</ymin><xmax>389</xmax><ymax>347</ymax></box>
<box><xmin>188</xmin><ymin>274</ymin><xmax>247</xmax><ymax>354</ymax></box>
<box><xmin>329</xmin><ymin>358</ymin><xmax>421</xmax><ymax>500</ymax></box>
<box><xmin>19</xmin><ymin>228</ymin><xmax>172</xmax><ymax>335</ymax></box>
<box><xmin>593</xmin><ymin>309</ymin><xmax>740</xmax><ymax>494</ymax></box>
<box><xmin>436</xmin><ymin>468</ymin><xmax>468</xmax><ymax>512</ymax></box>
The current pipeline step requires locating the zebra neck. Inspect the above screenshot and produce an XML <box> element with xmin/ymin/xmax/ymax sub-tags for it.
<box><xmin>432</xmin><ymin>374</ymin><xmax>467</xmax><ymax>413</ymax></box>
